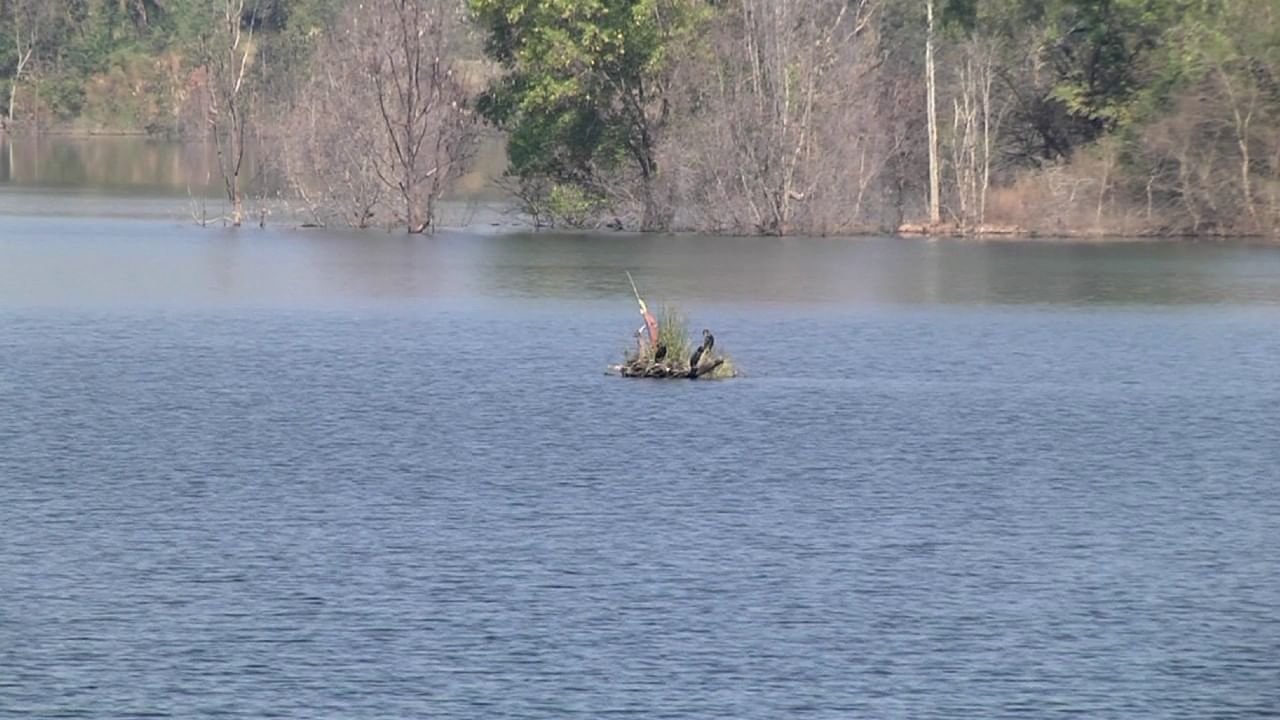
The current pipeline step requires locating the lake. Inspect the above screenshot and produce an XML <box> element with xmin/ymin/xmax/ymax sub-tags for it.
<box><xmin>2</xmin><ymin>150</ymin><xmax>1279</xmax><ymax>718</ymax></box>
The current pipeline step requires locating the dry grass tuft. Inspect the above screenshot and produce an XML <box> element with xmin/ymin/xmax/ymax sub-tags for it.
<box><xmin>621</xmin><ymin>303</ymin><xmax>737</xmax><ymax>378</ymax></box>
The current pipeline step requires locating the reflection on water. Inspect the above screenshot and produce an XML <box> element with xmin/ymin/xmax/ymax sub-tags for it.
<box><xmin>0</xmin><ymin>134</ymin><xmax>230</xmax><ymax>196</ymax></box>
<box><xmin>0</xmin><ymin>132</ymin><xmax>506</xmax><ymax>211</ymax></box>
<box><xmin>2</xmin><ymin>217</ymin><xmax>1280</xmax><ymax>309</ymax></box>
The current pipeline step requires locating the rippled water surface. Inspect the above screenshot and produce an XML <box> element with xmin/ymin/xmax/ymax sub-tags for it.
<box><xmin>3</xmin><ymin>212</ymin><xmax>1280</xmax><ymax>718</ymax></box>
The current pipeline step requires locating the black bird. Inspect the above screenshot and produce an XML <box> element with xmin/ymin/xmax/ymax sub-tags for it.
<box><xmin>701</xmin><ymin>329</ymin><xmax>715</xmax><ymax>354</ymax></box>
<box><xmin>654</xmin><ymin>342</ymin><xmax>668</xmax><ymax>362</ymax></box>
<box><xmin>689</xmin><ymin>343</ymin><xmax>705</xmax><ymax>369</ymax></box>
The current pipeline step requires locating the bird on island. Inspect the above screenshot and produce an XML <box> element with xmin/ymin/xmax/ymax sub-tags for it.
<box><xmin>689</xmin><ymin>329</ymin><xmax>715</xmax><ymax>376</ymax></box>
<box><xmin>689</xmin><ymin>342</ymin><xmax>705</xmax><ymax>370</ymax></box>
<box><xmin>654</xmin><ymin>342</ymin><xmax>668</xmax><ymax>362</ymax></box>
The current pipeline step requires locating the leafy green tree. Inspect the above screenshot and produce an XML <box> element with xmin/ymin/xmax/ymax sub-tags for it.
<box><xmin>470</xmin><ymin>0</ymin><xmax>706</xmax><ymax>230</ymax></box>
<box><xmin>1139</xmin><ymin>0</ymin><xmax>1280</xmax><ymax>228</ymax></box>
<box><xmin>937</xmin><ymin>0</ymin><xmax>1182</xmax><ymax>161</ymax></box>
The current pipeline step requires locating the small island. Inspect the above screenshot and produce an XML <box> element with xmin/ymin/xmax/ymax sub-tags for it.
<box><xmin>611</xmin><ymin>276</ymin><xmax>738</xmax><ymax>380</ymax></box>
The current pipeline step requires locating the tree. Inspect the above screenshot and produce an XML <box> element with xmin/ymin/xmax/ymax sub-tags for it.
<box><xmin>1132</xmin><ymin>0</ymin><xmax>1280</xmax><ymax>234</ymax></box>
<box><xmin>471</xmin><ymin>0</ymin><xmax>706</xmax><ymax>231</ymax></box>
<box><xmin>278</xmin><ymin>0</ymin><xmax>479</xmax><ymax>232</ymax></box>
<box><xmin>2</xmin><ymin>0</ymin><xmax>48</xmax><ymax>128</ymax></box>
<box><xmin>278</xmin><ymin>32</ymin><xmax>387</xmax><ymax>229</ymax></box>
<box><xmin>925</xmin><ymin>0</ymin><xmax>941</xmax><ymax>225</ymax></box>
<box><xmin>671</xmin><ymin>0</ymin><xmax>885</xmax><ymax>235</ymax></box>
<box><xmin>366</xmin><ymin>0</ymin><xmax>478</xmax><ymax>233</ymax></box>
<box><xmin>202</xmin><ymin>0</ymin><xmax>257</xmax><ymax>226</ymax></box>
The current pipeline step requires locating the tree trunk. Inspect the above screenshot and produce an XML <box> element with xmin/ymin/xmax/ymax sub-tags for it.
<box><xmin>640</xmin><ymin>181</ymin><xmax>659</xmax><ymax>232</ymax></box>
<box><xmin>1237</xmin><ymin>122</ymin><xmax>1254</xmax><ymax>223</ymax></box>
<box><xmin>979</xmin><ymin>48</ymin><xmax>993</xmax><ymax>228</ymax></box>
<box><xmin>8</xmin><ymin>45</ymin><xmax>33</xmax><ymax>126</ymax></box>
<box><xmin>639</xmin><ymin>167</ymin><xmax>667</xmax><ymax>232</ymax></box>
<box><xmin>406</xmin><ymin>182</ymin><xmax>426</xmax><ymax>234</ymax></box>
<box><xmin>1096</xmin><ymin>145</ymin><xmax>1112</xmax><ymax>232</ymax></box>
<box><xmin>208</xmin><ymin>0</ymin><xmax>251</xmax><ymax>229</ymax></box>
<box><xmin>925</xmin><ymin>0</ymin><xmax>941</xmax><ymax>226</ymax></box>
<box><xmin>1221</xmin><ymin>71</ymin><xmax>1257</xmax><ymax>224</ymax></box>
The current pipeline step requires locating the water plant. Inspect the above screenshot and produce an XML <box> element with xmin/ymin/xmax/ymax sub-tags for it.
<box><xmin>621</xmin><ymin>303</ymin><xmax>736</xmax><ymax>379</ymax></box>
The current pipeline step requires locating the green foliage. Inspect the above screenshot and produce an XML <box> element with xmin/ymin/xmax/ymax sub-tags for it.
<box><xmin>1043</xmin><ymin>0</ymin><xmax>1174</xmax><ymax>129</ymax></box>
<box><xmin>622</xmin><ymin>303</ymin><xmax>690</xmax><ymax>364</ymax></box>
<box><xmin>546</xmin><ymin>182</ymin><xmax>607</xmax><ymax>228</ymax></box>
<box><xmin>622</xmin><ymin>303</ymin><xmax>736</xmax><ymax>378</ymax></box>
<box><xmin>0</xmin><ymin>0</ymin><xmax>347</xmax><ymax>129</ymax></box>
<box><xmin>4</xmin><ymin>0</ymin><xmax>1277</xmax><ymax>236</ymax></box>
<box><xmin>932</xmin><ymin>0</ymin><xmax>1189</xmax><ymax>160</ymax></box>
<box><xmin>471</xmin><ymin>0</ymin><xmax>707</xmax><ymax>225</ymax></box>
<box><xmin>656</xmin><ymin>304</ymin><xmax>691</xmax><ymax>365</ymax></box>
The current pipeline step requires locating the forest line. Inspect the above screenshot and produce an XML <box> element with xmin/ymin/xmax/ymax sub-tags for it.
<box><xmin>3</xmin><ymin>0</ymin><xmax>1278</xmax><ymax>236</ymax></box>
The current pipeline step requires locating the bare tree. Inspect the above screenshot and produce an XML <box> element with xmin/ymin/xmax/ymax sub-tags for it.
<box><xmin>673</xmin><ymin>0</ymin><xmax>882</xmax><ymax>235</ymax></box>
<box><xmin>945</xmin><ymin>37</ymin><xmax>1007</xmax><ymax>232</ymax></box>
<box><xmin>203</xmin><ymin>0</ymin><xmax>256</xmax><ymax>227</ymax></box>
<box><xmin>365</xmin><ymin>0</ymin><xmax>478</xmax><ymax>233</ymax></box>
<box><xmin>276</xmin><ymin>0</ymin><xmax>479</xmax><ymax>232</ymax></box>
<box><xmin>3</xmin><ymin>0</ymin><xmax>43</xmax><ymax>129</ymax></box>
<box><xmin>1216</xmin><ymin>66</ymin><xmax>1261</xmax><ymax>227</ymax></box>
<box><xmin>278</xmin><ymin>27</ymin><xmax>387</xmax><ymax>229</ymax></box>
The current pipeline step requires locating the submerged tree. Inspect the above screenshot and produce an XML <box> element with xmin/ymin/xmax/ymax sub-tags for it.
<box><xmin>278</xmin><ymin>28</ymin><xmax>386</xmax><ymax>229</ymax></box>
<box><xmin>366</xmin><ymin>0</ymin><xmax>479</xmax><ymax>233</ymax></box>
<box><xmin>278</xmin><ymin>0</ymin><xmax>479</xmax><ymax>232</ymax></box>
<box><xmin>672</xmin><ymin>0</ymin><xmax>886</xmax><ymax>235</ymax></box>
<box><xmin>470</xmin><ymin>0</ymin><xmax>706</xmax><ymax>231</ymax></box>
<box><xmin>202</xmin><ymin>0</ymin><xmax>257</xmax><ymax>227</ymax></box>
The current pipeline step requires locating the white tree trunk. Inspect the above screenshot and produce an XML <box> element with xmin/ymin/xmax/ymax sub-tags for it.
<box><xmin>8</xmin><ymin>35</ymin><xmax>34</xmax><ymax>126</ymax></box>
<box><xmin>925</xmin><ymin>0</ymin><xmax>941</xmax><ymax>226</ymax></box>
<box><xmin>208</xmin><ymin>0</ymin><xmax>251</xmax><ymax>227</ymax></box>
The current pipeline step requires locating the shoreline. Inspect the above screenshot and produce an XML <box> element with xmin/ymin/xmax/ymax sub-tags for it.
<box><xmin>1</xmin><ymin>125</ymin><xmax>161</xmax><ymax>139</ymax></box>
<box><xmin>2</xmin><ymin>131</ymin><xmax>1275</xmax><ymax>243</ymax></box>
<box><xmin>0</xmin><ymin>192</ymin><xmax>1277</xmax><ymax>244</ymax></box>
<box><xmin>895</xmin><ymin>222</ymin><xmax>1279</xmax><ymax>243</ymax></box>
